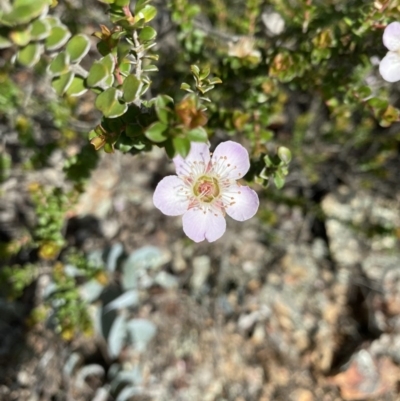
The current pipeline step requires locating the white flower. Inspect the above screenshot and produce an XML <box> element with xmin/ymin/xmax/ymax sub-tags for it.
<box><xmin>153</xmin><ymin>141</ymin><xmax>259</xmax><ymax>243</ymax></box>
<box><xmin>379</xmin><ymin>22</ymin><xmax>400</xmax><ymax>82</ymax></box>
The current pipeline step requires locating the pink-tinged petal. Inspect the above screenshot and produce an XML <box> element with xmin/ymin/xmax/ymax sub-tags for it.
<box><xmin>182</xmin><ymin>207</ymin><xmax>226</xmax><ymax>242</ymax></box>
<box><xmin>173</xmin><ymin>142</ymin><xmax>210</xmax><ymax>177</ymax></box>
<box><xmin>379</xmin><ymin>52</ymin><xmax>400</xmax><ymax>82</ymax></box>
<box><xmin>211</xmin><ymin>141</ymin><xmax>250</xmax><ymax>180</ymax></box>
<box><xmin>153</xmin><ymin>175</ymin><xmax>190</xmax><ymax>216</ymax></box>
<box><xmin>383</xmin><ymin>22</ymin><xmax>400</xmax><ymax>51</ymax></box>
<box><xmin>223</xmin><ymin>185</ymin><xmax>259</xmax><ymax>221</ymax></box>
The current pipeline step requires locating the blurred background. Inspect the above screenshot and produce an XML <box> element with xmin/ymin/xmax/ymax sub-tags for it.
<box><xmin>1</xmin><ymin>0</ymin><xmax>400</xmax><ymax>400</ymax></box>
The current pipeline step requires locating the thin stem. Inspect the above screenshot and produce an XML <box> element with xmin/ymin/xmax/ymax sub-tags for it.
<box><xmin>132</xmin><ymin>29</ymin><xmax>144</xmax><ymax>106</ymax></box>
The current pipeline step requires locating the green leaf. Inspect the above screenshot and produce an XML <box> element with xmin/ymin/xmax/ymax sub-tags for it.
<box><xmin>9</xmin><ymin>27</ymin><xmax>31</xmax><ymax>46</ymax></box>
<box><xmin>99</xmin><ymin>53</ymin><xmax>115</xmax><ymax>74</ymax></box>
<box><xmin>45</xmin><ymin>25</ymin><xmax>71</xmax><ymax>51</ymax></box>
<box><xmin>117</xmin><ymin>42</ymin><xmax>131</xmax><ymax>60</ymax></box>
<box><xmin>263</xmin><ymin>155</ymin><xmax>273</xmax><ymax>167</ymax></box>
<box><xmin>30</xmin><ymin>19</ymin><xmax>51</xmax><ymax>41</ymax></box>
<box><xmin>97</xmin><ymin>41</ymin><xmax>110</xmax><ymax>57</ymax></box>
<box><xmin>198</xmin><ymin>84</ymin><xmax>215</xmax><ymax>94</ymax></box>
<box><xmin>139</xmin><ymin>26</ymin><xmax>157</xmax><ymax>41</ymax></box>
<box><xmin>86</xmin><ymin>62</ymin><xmax>109</xmax><ymax>87</ymax></box>
<box><xmin>0</xmin><ymin>153</ymin><xmax>12</xmax><ymax>183</ymax></box>
<box><xmin>131</xmin><ymin>18</ymin><xmax>146</xmax><ymax>30</ymax></box>
<box><xmin>199</xmin><ymin>66</ymin><xmax>210</xmax><ymax>80</ymax></box>
<box><xmin>95</xmin><ymin>88</ymin><xmax>128</xmax><ymax>118</ymax></box>
<box><xmin>0</xmin><ymin>36</ymin><xmax>12</xmax><ymax>49</ymax></box>
<box><xmin>155</xmin><ymin>94</ymin><xmax>174</xmax><ymax>109</ymax></box>
<box><xmin>103</xmin><ymin>74</ymin><xmax>114</xmax><ymax>88</ymax></box>
<box><xmin>118</xmin><ymin>58</ymin><xmax>132</xmax><ymax>76</ymax></box>
<box><xmin>187</xmin><ymin>127</ymin><xmax>208</xmax><ymax>142</ymax></box>
<box><xmin>380</xmin><ymin>105</ymin><xmax>400</xmax><ymax>127</ymax></box>
<box><xmin>138</xmin><ymin>83</ymin><xmax>150</xmax><ymax>97</ymax></box>
<box><xmin>141</xmin><ymin>40</ymin><xmax>157</xmax><ymax>51</ymax></box>
<box><xmin>137</xmin><ymin>5</ymin><xmax>157</xmax><ymax>22</ymax></box>
<box><xmin>190</xmin><ymin>64</ymin><xmax>200</xmax><ymax>78</ymax></box>
<box><xmin>51</xmin><ymin>71</ymin><xmax>74</xmax><ymax>96</ymax></box>
<box><xmin>208</xmin><ymin>77</ymin><xmax>222</xmax><ymax>85</ymax></box>
<box><xmin>259</xmin><ymin>129</ymin><xmax>273</xmax><ymax>142</ymax></box>
<box><xmin>155</xmin><ymin>95</ymin><xmax>173</xmax><ymax>124</ymax></box>
<box><xmin>357</xmin><ymin>85</ymin><xmax>372</xmax><ymax>100</ymax></box>
<box><xmin>44</xmin><ymin>16</ymin><xmax>61</xmax><ymax>28</ymax></box>
<box><xmin>16</xmin><ymin>43</ymin><xmax>41</xmax><ymax>67</ymax></box>
<box><xmin>114</xmin><ymin>0</ymin><xmax>130</xmax><ymax>5</ymax></box>
<box><xmin>104</xmin><ymin>142</ymin><xmax>115</xmax><ymax>153</ymax></box>
<box><xmin>135</xmin><ymin>0</ymin><xmax>152</xmax><ymax>13</ymax></box>
<box><xmin>2</xmin><ymin>0</ymin><xmax>49</xmax><ymax>26</ymax></box>
<box><xmin>122</xmin><ymin>74</ymin><xmax>141</xmax><ymax>102</ymax></box>
<box><xmin>142</xmin><ymin>64</ymin><xmax>158</xmax><ymax>72</ymax></box>
<box><xmin>180</xmin><ymin>82</ymin><xmax>193</xmax><ymax>92</ymax></box>
<box><xmin>65</xmin><ymin>76</ymin><xmax>88</xmax><ymax>97</ymax></box>
<box><xmin>14</xmin><ymin>0</ymin><xmax>50</xmax><ymax>5</ymax></box>
<box><xmin>66</xmin><ymin>34</ymin><xmax>90</xmax><ymax>63</ymax></box>
<box><xmin>173</xmin><ymin>137</ymin><xmax>191</xmax><ymax>157</ymax></box>
<box><xmin>48</xmin><ymin>51</ymin><xmax>70</xmax><ymax>76</ymax></box>
<box><xmin>156</xmin><ymin>108</ymin><xmax>172</xmax><ymax>125</ymax></box>
<box><xmin>273</xmin><ymin>171</ymin><xmax>285</xmax><ymax>189</ymax></box>
<box><xmin>145</xmin><ymin>122</ymin><xmax>168</xmax><ymax>143</ymax></box>
<box><xmin>277</xmin><ymin>146</ymin><xmax>292</xmax><ymax>164</ymax></box>
<box><xmin>126</xmin><ymin>124</ymin><xmax>143</xmax><ymax>138</ymax></box>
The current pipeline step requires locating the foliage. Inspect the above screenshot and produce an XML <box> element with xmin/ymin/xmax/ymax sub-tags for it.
<box><xmin>1</xmin><ymin>0</ymin><xmax>399</xmax><ymax>359</ymax></box>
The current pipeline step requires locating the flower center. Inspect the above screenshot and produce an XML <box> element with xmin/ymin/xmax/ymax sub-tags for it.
<box><xmin>193</xmin><ymin>176</ymin><xmax>220</xmax><ymax>203</ymax></box>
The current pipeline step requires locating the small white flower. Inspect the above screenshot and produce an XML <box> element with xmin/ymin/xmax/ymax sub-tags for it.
<box><xmin>379</xmin><ymin>22</ymin><xmax>400</xmax><ymax>82</ymax></box>
<box><xmin>153</xmin><ymin>141</ymin><xmax>259</xmax><ymax>243</ymax></box>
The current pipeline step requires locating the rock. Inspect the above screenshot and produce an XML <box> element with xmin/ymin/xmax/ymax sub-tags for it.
<box><xmin>362</xmin><ymin>253</ymin><xmax>400</xmax><ymax>282</ymax></box>
<box><xmin>328</xmin><ymin>349</ymin><xmax>399</xmax><ymax>400</ymax></box>
<box><xmin>190</xmin><ymin>256</ymin><xmax>211</xmax><ymax>294</ymax></box>
<box><xmin>289</xmin><ymin>388</ymin><xmax>314</xmax><ymax>401</ymax></box>
<box><xmin>370</xmin><ymin>333</ymin><xmax>400</xmax><ymax>364</ymax></box>
<box><xmin>322</xmin><ymin>187</ymin><xmax>400</xmax><ymax>269</ymax></box>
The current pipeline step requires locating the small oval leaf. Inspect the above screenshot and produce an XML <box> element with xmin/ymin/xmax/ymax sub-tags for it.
<box><xmin>145</xmin><ymin>121</ymin><xmax>168</xmax><ymax>143</ymax></box>
<box><xmin>9</xmin><ymin>27</ymin><xmax>31</xmax><ymax>46</ymax></box>
<box><xmin>122</xmin><ymin>75</ymin><xmax>141</xmax><ymax>102</ymax></box>
<box><xmin>187</xmin><ymin>127</ymin><xmax>208</xmax><ymax>142</ymax></box>
<box><xmin>48</xmin><ymin>51</ymin><xmax>70</xmax><ymax>76</ymax></box>
<box><xmin>45</xmin><ymin>25</ymin><xmax>71</xmax><ymax>52</ymax></box>
<box><xmin>65</xmin><ymin>76</ymin><xmax>88</xmax><ymax>97</ymax></box>
<box><xmin>137</xmin><ymin>5</ymin><xmax>157</xmax><ymax>22</ymax></box>
<box><xmin>87</xmin><ymin>62</ymin><xmax>109</xmax><ymax>87</ymax></box>
<box><xmin>173</xmin><ymin>137</ymin><xmax>191</xmax><ymax>157</ymax></box>
<box><xmin>95</xmin><ymin>88</ymin><xmax>128</xmax><ymax>118</ymax></box>
<box><xmin>139</xmin><ymin>26</ymin><xmax>156</xmax><ymax>41</ymax></box>
<box><xmin>51</xmin><ymin>71</ymin><xmax>74</xmax><ymax>96</ymax></box>
<box><xmin>30</xmin><ymin>18</ymin><xmax>51</xmax><ymax>41</ymax></box>
<box><xmin>99</xmin><ymin>53</ymin><xmax>115</xmax><ymax>74</ymax></box>
<box><xmin>2</xmin><ymin>1</ymin><xmax>49</xmax><ymax>26</ymax></box>
<box><xmin>16</xmin><ymin>42</ymin><xmax>41</xmax><ymax>67</ymax></box>
<box><xmin>66</xmin><ymin>34</ymin><xmax>91</xmax><ymax>64</ymax></box>
<box><xmin>0</xmin><ymin>35</ymin><xmax>13</xmax><ymax>49</ymax></box>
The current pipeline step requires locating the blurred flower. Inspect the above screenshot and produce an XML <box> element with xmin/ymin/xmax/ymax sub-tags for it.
<box><xmin>175</xmin><ymin>94</ymin><xmax>207</xmax><ymax>129</ymax></box>
<box><xmin>379</xmin><ymin>22</ymin><xmax>400</xmax><ymax>82</ymax></box>
<box><xmin>262</xmin><ymin>10</ymin><xmax>285</xmax><ymax>37</ymax></box>
<box><xmin>228</xmin><ymin>37</ymin><xmax>261</xmax><ymax>63</ymax></box>
<box><xmin>153</xmin><ymin>141</ymin><xmax>259</xmax><ymax>242</ymax></box>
